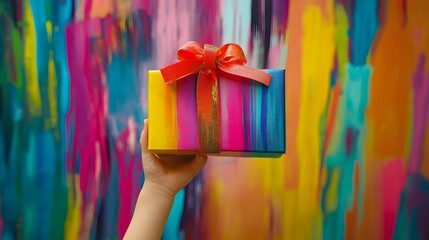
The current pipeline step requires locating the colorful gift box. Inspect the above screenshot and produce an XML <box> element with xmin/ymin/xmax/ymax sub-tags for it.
<box><xmin>148</xmin><ymin>42</ymin><xmax>285</xmax><ymax>157</ymax></box>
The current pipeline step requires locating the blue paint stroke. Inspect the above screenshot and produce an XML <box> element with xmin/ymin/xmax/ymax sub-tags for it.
<box><xmin>350</xmin><ymin>0</ymin><xmax>378</xmax><ymax>65</ymax></box>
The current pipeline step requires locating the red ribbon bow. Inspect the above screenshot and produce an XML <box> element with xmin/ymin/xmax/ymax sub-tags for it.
<box><xmin>161</xmin><ymin>41</ymin><xmax>272</xmax><ymax>153</ymax></box>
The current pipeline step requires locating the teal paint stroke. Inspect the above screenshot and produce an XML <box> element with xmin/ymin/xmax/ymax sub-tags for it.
<box><xmin>222</xmin><ymin>0</ymin><xmax>252</xmax><ymax>52</ymax></box>
<box><xmin>322</xmin><ymin>64</ymin><xmax>371</xmax><ymax>240</ymax></box>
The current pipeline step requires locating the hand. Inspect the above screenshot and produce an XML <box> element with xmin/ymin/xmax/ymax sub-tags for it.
<box><xmin>140</xmin><ymin>119</ymin><xmax>207</xmax><ymax>200</ymax></box>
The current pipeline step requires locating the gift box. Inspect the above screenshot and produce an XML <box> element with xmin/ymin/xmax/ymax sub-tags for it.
<box><xmin>147</xmin><ymin>42</ymin><xmax>285</xmax><ymax>157</ymax></box>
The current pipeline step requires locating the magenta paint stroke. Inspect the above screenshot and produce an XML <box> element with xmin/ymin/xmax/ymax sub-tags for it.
<box><xmin>65</xmin><ymin>18</ymin><xmax>110</xmax><ymax>237</ymax></box>
<box><xmin>381</xmin><ymin>159</ymin><xmax>406</xmax><ymax>240</ymax></box>
<box><xmin>409</xmin><ymin>55</ymin><xmax>429</xmax><ymax>174</ymax></box>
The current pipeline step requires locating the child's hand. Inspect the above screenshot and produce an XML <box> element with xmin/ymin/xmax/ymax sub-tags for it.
<box><xmin>125</xmin><ymin>119</ymin><xmax>206</xmax><ymax>239</ymax></box>
<box><xmin>140</xmin><ymin>119</ymin><xmax>207</xmax><ymax>200</ymax></box>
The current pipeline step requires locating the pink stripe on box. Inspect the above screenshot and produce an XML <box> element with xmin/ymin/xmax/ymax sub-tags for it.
<box><xmin>176</xmin><ymin>75</ymin><xmax>199</xmax><ymax>150</ymax></box>
<box><xmin>219</xmin><ymin>74</ymin><xmax>245</xmax><ymax>151</ymax></box>
<box><xmin>243</xmin><ymin>79</ymin><xmax>251</xmax><ymax>151</ymax></box>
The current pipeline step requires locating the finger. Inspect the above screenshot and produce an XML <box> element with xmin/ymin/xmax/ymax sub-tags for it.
<box><xmin>196</xmin><ymin>154</ymin><xmax>208</xmax><ymax>168</ymax></box>
<box><xmin>140</xmin><ymin>119</ymin><xmax>149</xmax><ymax>152</ymax></box>
<box><xmin>140</xmin><ymin>119</ymin><xmax>157</xmax><ymax>165</ymax></box>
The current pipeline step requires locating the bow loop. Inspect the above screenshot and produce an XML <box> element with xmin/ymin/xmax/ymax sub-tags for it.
<box><xmin>217</xmin><ymin>43</ymin><xmax>247</xmax><ymax>66</ymax></box>
<box><xmin>177</xmin><ymin>41</ymin><xmax>204</xmax><ymax>61</ymax></box>
<box><xmin>161</xmin><ymin>41</ymin><xmax>271</xmax><ymax>85</ymax></box>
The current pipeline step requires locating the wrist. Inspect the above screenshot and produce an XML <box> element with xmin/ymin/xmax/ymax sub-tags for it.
<box><xmin>142</xmin><ymin>181</ymin><xmax>176</xmax><ymax>201</ymax></box>
<box><xmin>127</xmin><ymin>181</ymin><xmax>175</xmax><ymax>240</ymax></box>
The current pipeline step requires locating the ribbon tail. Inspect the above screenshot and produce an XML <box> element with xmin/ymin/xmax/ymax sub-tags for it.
<box><xmin>197</xmin><ymin>69</ymin><xmax>221</xmax><ymax>153</ymax></box>
<box><xmin>218</xmin><ymin>64</ymin><xmax>272</xmax><ymax>86</ymax></box>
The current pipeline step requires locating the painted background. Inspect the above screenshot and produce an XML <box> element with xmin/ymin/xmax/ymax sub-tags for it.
<box><xmin>1</xmin><ymin>0</ymin><xmax>429</xmax><ymax>239</ymax></box>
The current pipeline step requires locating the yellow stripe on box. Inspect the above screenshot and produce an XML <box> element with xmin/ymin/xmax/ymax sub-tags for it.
<box><xmin>148</xmin><ymin>71</ymin><xmax>178</xmax><ymax>151</ymax></box>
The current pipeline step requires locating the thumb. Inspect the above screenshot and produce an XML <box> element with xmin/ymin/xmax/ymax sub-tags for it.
<box><xmin>140</xmin><ymin>119</ymin><xmax>149</xmax><ymax>151</ymax></box>
<box><xmin>188</xmin><ymin>154</ymin><xmax>208</xmax><ymax>177</ymax></box>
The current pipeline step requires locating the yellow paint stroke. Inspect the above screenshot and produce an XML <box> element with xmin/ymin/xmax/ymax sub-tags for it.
<box><xmin>326</xmin><ymin>168</ymin><xmax>340</xmax><ymax>212</ymax></box>
<box><xmin>147</xmin><ymin>71</ymin><xmax>178</xmax><ymax>152</ymax></box>
<box><xmin>296</xmin><ymin>3</ymin><xmax>335</xmax><ymax>239</ymax></box>
<box><xmin>46</xmin><ymin>21</ymin><xmax>59</xmax><ymax>131</ymax></box>
<box><xmin>23</xmin><ymin>0</ymin><xmax>42</xmax><ymax>117</ymax></box>
<box><xmin>334</xmin><ymin>4</ymin><xmax>349</xmax><ymax>85</ymax></box>
<box><xmin>46</xmin><ymin>20</ymin><xmax>52</xmax><ymax>42</ymax></box>
<box><xmin>64</xmin><ymin>175</ymin><xmax>82</xmax><ymax>240</ymax></box>
<box><xmin>47</xmin><ymin>51</ymin><xmax>58</xmax><ymax>129</ymax></box>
